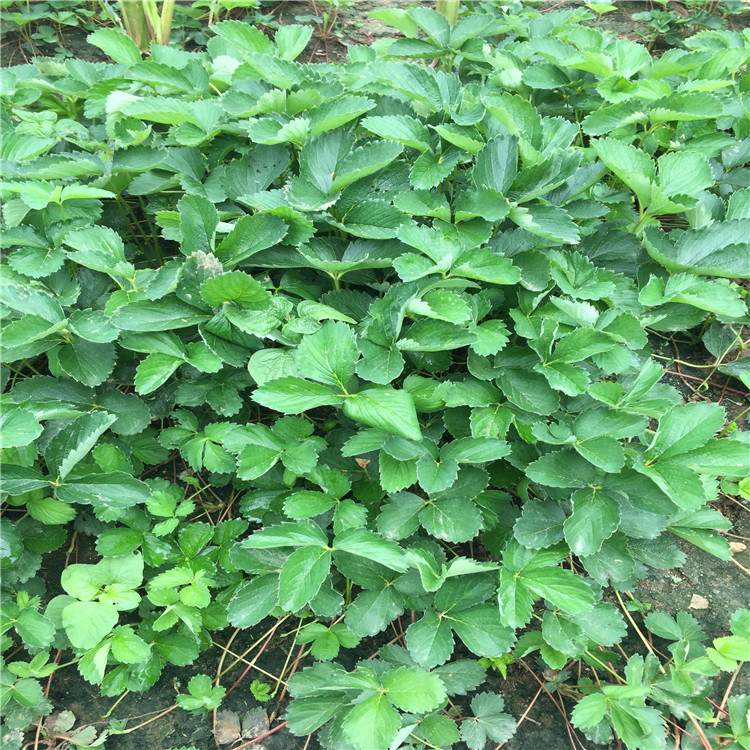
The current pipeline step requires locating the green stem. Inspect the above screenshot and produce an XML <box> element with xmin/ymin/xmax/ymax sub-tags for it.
<box><xmin>137</xmin><ymin>196</ymin><xmax>163</xmax><ymax>265</ymax></box>
<box><xmin>718</xmin><ymin>405</ymin><xmax>750</xmax><ymax>437</ymax></box>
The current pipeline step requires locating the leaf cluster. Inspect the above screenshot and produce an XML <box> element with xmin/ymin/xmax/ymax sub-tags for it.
<box><xmin>1</xmin><ymin>3</ymin><xmax>750</xmax><ymax>749</ymax></box>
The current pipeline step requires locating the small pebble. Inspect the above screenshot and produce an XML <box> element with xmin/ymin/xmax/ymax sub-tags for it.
<box><xmin>689</xmin><ymin>594</ymin><xmax>709</xmax><ymax>610</ymax></box>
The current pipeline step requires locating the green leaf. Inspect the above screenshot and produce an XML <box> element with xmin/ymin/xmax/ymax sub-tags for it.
<box><xmin>432</xmin><ymin>661</ymin><xmax>487</xmax><ymax>697</ymax></box>
<box><xmin>650</xmin><ymin>91</ymin><xmax>721</xmax><ymax>123</ymax></box>
<box><xmin>509</xmin><ymin>203</ymin><xmax>579</xmax><ymax>244</ymax></box>
<box><xmin>285</xmin><ymin>696</ymin><xmax>346</xmax><ymax>735</ymax></box>
<box><xmin>178</xmin><ymin>194</ymin><xmax>218</xmax><ymax>255</ymax></box>
<box><xmin>523</xmin><ymin>566</ymin><xmax>596</xmax><ymax>614</ymax></box>
<box><xmin>284</xmin><ymin>491</ymin><xmax>335</xmax><ymax>519</ymax></box>
<box><xmin>56</xmin><ymin>472</ymin><xmax>150</xmax><ymax>508</ymax></box>
<box><xmin>64</xmin><ymin>226</ymin><xmax>135</xmax><ymax>278</ymax></box>
<box><xmin>341</xmin><ymin>694</ymin><xmax>401</xmax><ymax>750</ymax></box>
<box><xmin>69</xmin><ymin>309</ymin><xmax>119</xmax><ymax>344</ymax></box>
<box><xmin>0</xmin><ymin>277</ymin><xmax>64</xmax><ymax>323</ymax></box>
<box><xmin>356</xmin><ymin>340</ymin><xmax>405</xmax><ymax>385</ymax></box>
<box><xmin>461</xmin><ymin>692</ymin><xmax>517</xmax><ymax>749</ymax></box>
<box><xmin>473</xmin><ymin>135</ymin><xmax>517</xmax><ymax>194</ymax></box>
<box><xmin>1</xmin><ymin>465</ymin><xmax>51</xmax><ymax>495</ymax></box>
<box><xmin>398</xmin><ymin>320</ymin><xmax>477</xmax><ymax>351</ymax></box>
<box><xmin>420</xmin><ymin>714</ymin><xmax>461</xmax><ymax>746</ymax></box>
<box><xmin>382</xmin><ymin>666</ymin><xmax>447</xmax><ymax>713</ymax></box>
<box><xmin>200</xmin><ymin>271</ymin><xmax>269</xmax><ymax>307</ymax></box>
<box><xmin>417</xmin><ymin>456</ymin><xmax>459</xmax><ymax>493</ymax></box>
<box><xmin>592</xmin><ymin>137</ymin><xmax>654</xmax><ymax>208</ymax></box>
<box><xmin>499</xmin><ymin>542</ymin><xmax>595</xmax><ymax>627</ymax></box>
<box><xmin>242</xmin><ymin>521</ymin><xmax>328</xmax><ymax>549</ymax></box>
<box><xmin>643</xmin><ymin>220</ymin><xmax>750</xmax><ymax>278</ymax></box>
<box><xmin>134</xmin><ymin>353</ymin><xmax>182</xmax><ymax>395</ymax></box>
<box><xmin>296</xmin><ymin>321</ymin><xmax>359</xmax><ymax>390</ymax></box>
<box><xmin>343</xmin><ymin>388</ymin><xmax>422</xmax><ymax>441</ymax></box>
<box><xmin>495</xmin><ymin>370</ymin><xmax>560</xmax><ymax>415</ymax></box>
<box><xmin>334</xmin><ymin>528</ymin><xmax>409</xmax><ymax>572</ymax></box>
<box><xmin>377</xmin><ymin>492</ymin><xmax>424</xmax><ymax>540</ymax></box>
<box><xmin>253</xmin><ymin>377</ymin><xmax>344</xmax><ymax>413</ymax></box>
<box><xmin>434</xmin><ymin>123</ymin><xmax>484</xmax><ymax>155</ymax></box>
<box><xmin>563</xmin><ymin>489</ymin><xmax>620</xmax><ymax>556</ymax></box>
<box><xmin>58</xmin><ymin>340</ymin><xmax>116</xmax><ymax>387</ymax></box>
<box><xmin>248</xmin><ymin>349</ymin><xmax>299</xmax><ymax>386</ymax></box>
<box><xmin>215</xmin><ymin>213</ymin><xmax>288</xmax><ymax>267</ymax></box>
<box><xmin>14</xmin><ymin>609</ymin><xmax>55</xmax><ymax>649</ymax></box>
<box><xmin>514</xmin><ymin>500</ymin><xmax>565</xmax><ymax>549</ymax></box>
<box><xmin>87</xmin><ymin>28</ymin><xmax>142</xmax><ymax>66</ymax></box>
<box><xmin>363</xmin><ymin>115</ymin><xmax>432</xmax><ymax>151</ymax></box>
<box><xmin>112</xmin><ymin>298</ymin><xmax>209</xmax><ymax>331</ymax></box>
<box><xmin>573</xmin><ymin>436</ymin><xmax>624</xmax><ymax>472</ymax></box>
<box><xmin>334</xmin><ymin>200</ymin><xmax>407</xmax><ymax>240</ymax></box>
<box><xmin>0</xmin><ymin>408</ymin><xmax>42</xmax><ymax>449</ymax></box>
<box><xmin>227</xmin><ymin>575</ymin><xmax>279</xmax><ymax>628</ymax></box>
<box><xmin>346</xmin><ymin>586</ymin><xmax>405</xmax><ymax>637</ymax></box>
<box><xmin>331</xmin><ymin>141</ymin><xmax>403</xmax><ymax>193</ymax></box>
<box><xmin>405</xmin><ymin>610</ymin><xmax>455</xmax><ymax>668</ymax></box>
<box><xmin>45</xmin><ymin>411</ymin><xmax>116</xmax><ymax>480</ymax></box>
<box><xmin>411</xmin><ymin>148</ymin><xmax>462</xmax><ymax>190</ymax></box>
<box><xmin>111</xmin><ymin>626</ymin><xmax>151</xmax><ymax>664</ymax></box>
<box><xmin>420</xmin><ymin>496</ymin><xmax>483</xmax><ymax>543</ymax></box>
<box><xmin>548</xmin><ymin>328</ymin><xmax>616</xmax><ymax>364</ymax></box>
<box><xmin>62</xmin><ymin>601</ymin><xmax>119</xmax><ymax>649</ymax></box>
<box><xmin>657</xmin><ymin>151</ymin><xmax>713</xmax><ymax>197</ymax></box>
<box><xmin>212</xmin><ymin>19</ymin><xmax>274</xmax><ymax>54</ymax></box>
<box><xmin>440</xmin><ymin>437</ymin><xmax>510</xmax><ymax>464</ymax></box>
<box><xmin>645</xmin><ymin>403</ymin><xmax>725</xmax><ymax>462</ymax></box>
<box><xmin>275</xmin><ymin>24</ymin><xmax>314</xmax><ymax>60</ymax></box>
<box><xmin>447</xmin><ymin>605</ymin><xmax>515</xmax><ymax>658</ymax></box>
<box><xmin>7</xmin><ymin>678</ymin><xmax>45</xmax><ymax>708</ymax></box>
<box><xmin>571</xmin><ymin>693</ymin><xmax>609</xmax><ymax>729</ymax></box>
<box><xmin>279</xmin><ymin>547</ymin><xmax>332</xmax><ymax>611</ymax></box>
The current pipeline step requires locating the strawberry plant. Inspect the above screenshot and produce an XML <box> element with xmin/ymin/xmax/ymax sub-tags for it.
<box><xmin>1</xmin><ymin>3</ymin><xmax>750</xmax><ymax>749</ymax></box>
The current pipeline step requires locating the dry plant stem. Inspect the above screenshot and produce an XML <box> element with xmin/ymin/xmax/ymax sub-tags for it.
<box><xmin>216</xmin><ymin>616</ymin><xmax>289</xmax><ymax>678</ymax></box>
<box><xmin>214</xmin><ymin>626</ymin><xmax>240</xmax><ymax>687</ymax></box>
<box><xmin>730</xmin><ymin>556</ymin><xmax>750</xmax><ymax>576</ymax></box>
<box><xmin>223</xmin><ymin>630</ymin><xmax>276</xmax><ymax>698</ymax></box>
<box><xmin>211</xmin><ymin>641</ymin><xmax>287</xmax><ymax>685</ymax></box>
<box><xmin>517</xmin><ymin>659</ymin><xmax>583</xmax><ymax>750</ymax></box>
<box><xmin>365</xmin><ymin>631</ymin><xmax>410</xmax><ymax>660</ymax></box>
<box><xmin>213</xmin><ymin>626</ymin><xmax>241</xmax><ymax>736</ymax></box>
<box><xmin>705</xmin><ymin>696</ymin><xmax>730</xmax><ymax>717</ymax></box>
<box><xmin>663</xmin><ymin>714</ymin><xmax>705</xmax><ymax>745</ymax></box>
<box><xmin>233</xmin><ymin>720</ymin><xmax>287</xmax><ymax>749</ymax></box>
<box><xmin>496</xmin><ymin>685</ymin><xmax>544</xmax><ymax>748</ymax></box>
<box><xmin>719</xmin><ymin>530</ymin><xmax>749</xmax><ymax>539</ymax></box>
<box><xmin>585</xmin><ymin>650</ymin><xmax>625</xmax><ymax>683</ymax></box>
<box><xmin>687</xmin><ymin>711</ymin><xmax>714</xmax><ymax>750</ymax></box>
<box><xmin>216</xmin><ymin>489</ymin><xmax>239</xmax><ymax>522</ymax></box>
<box><xmin>116</xmin><ymin>703</ymin><xmax>179</xmax><ymax>735</ymax></box>
<box><xmin>270</xmin><ymin>643</ymin><xmax>306</xmax><ymax>724</ymax></box>
<box><xmin>719</xmin><ymin>662</ymin><xmax>744</xmax><ymax>714</ymax></box>
<box><xmin>720</xmin><ymin>493</ymin><xmax>750</xmax><ymax>513</ymax></box>
<box><xmin>663</xmin><ymin>368</ymin><xmax>750</xmax><ymax>397</ymax></box>
<box><xmin>271</xmin><ymin>619</ymin><xmax>303</xmax><ymax>698</ymax></box>
<box><xmin>615</xmin><ymin>590</ymin><xmax>669</xmax><ymax>667</ymax></box>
